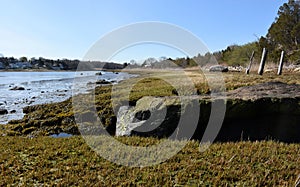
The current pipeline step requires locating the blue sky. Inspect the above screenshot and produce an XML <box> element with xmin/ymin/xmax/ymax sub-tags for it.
<box><xmin>0</xmin><ymin>0</ymin><xmax>286</xmax><ymax>62</ymax></box>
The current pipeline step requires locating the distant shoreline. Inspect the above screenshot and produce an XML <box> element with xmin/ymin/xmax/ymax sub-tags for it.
<box><xmin>0</xmin><ymin>69</ymin><xmax>123</xmax><ymax>72</ymax></box>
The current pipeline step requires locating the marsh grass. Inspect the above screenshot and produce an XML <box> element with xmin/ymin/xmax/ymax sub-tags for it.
<box><xmin>0</xmin><ymin>136</ymin><xmax>299</xmax><ymax>186</ymax></box>
<box><xmin>1</xmin><ymin>69</ymin><xmax>300</xmax><ymax>185</ymax></box>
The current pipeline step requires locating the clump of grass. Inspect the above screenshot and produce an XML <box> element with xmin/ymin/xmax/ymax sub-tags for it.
<box><xmin>0</xmin><ymin>136</ymin><xmax>299</xmax><ymax>186</ymax></box>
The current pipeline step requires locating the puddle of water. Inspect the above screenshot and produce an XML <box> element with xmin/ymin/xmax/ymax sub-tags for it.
<box><xmin>50</xmin><ymin>133</ymin><xmax>73</xmax><ymax>138</ymax></box>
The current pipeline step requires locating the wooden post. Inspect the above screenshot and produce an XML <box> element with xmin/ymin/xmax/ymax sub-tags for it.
<box><xmin>258</xmin><ymin>48</ymin><xmax>268</xmax><ymax>75</ymax></box>
<box><xmin>245</xmin><ymin>51</ymin><xmax>255</xmax><ymax>74</ymax></box>
<box><xmin>277</xmin><ymin>51</ymin><xmax>285</xmax><ymax>75</ymax></box>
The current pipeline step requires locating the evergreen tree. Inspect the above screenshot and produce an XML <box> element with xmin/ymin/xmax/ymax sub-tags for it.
<box><xmin>265</xmin><ymin>0</ymin><xmax>300</xmax><ymax>63</ymax></box>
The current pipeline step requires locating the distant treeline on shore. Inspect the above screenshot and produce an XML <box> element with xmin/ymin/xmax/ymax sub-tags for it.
<box><xmin>0</xmin><ymin>56</ymin><xmax>127</xmax><ymax>70</ymax></box>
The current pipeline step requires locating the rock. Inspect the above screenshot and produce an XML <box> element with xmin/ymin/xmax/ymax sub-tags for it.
<box><xmin>95</xmin><ymin>72</ymin><xmax>102</xmax><ymax>76</ymax></box>
<box><xmin>0</xmin><ymin>109</ymin><xmax>8</xmax><ymax>115</ymax></box>
<box><xmin>114</xmin><ymin>82</ymin><xmax>300</xmax><ymax>142</ymax></box>
<box><xmin>10</xmin><ymin>86</ymin><xmax>25</xmax><ymax>91</ymax></box>
<box><xmin>116</xmin><ymin>97</ymin><xmax>167</xmax><ymax>136</ymax></box>
<box><xmin>209</xmin><ymin>65</ymin><xmax>229</xmax><ymax>72</ymax></box>
<box><xmin>95</xmin><ymin>79</ymin><xmax>111</xmax><ymax>85</ymax></box>
<box><xmin>10</xmin><ymin>110</ymin><xmax>16</xmax><ymax>114</ymax></box>
<box><xmin>41</xmin><ymin>91</ymin><xmax>45</xmax><ymax>93</ymax></box>
<box><xmin>116</xmin><ymin>106</ymin><xmax>143</xmax><ymax>136</ymax></box>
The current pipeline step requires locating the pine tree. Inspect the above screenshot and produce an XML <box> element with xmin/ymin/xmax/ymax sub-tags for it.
<box><xmin>265</xmin><ymin>0</ymin><xmax>300</xmax><ymax>63</ymax></box>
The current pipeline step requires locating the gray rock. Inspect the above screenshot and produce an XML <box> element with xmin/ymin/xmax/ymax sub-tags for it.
<box><xmin>116</xmin><ymin>106</ymin><xmax>145</xmax><ymax>136</ymax></box>
<box><xmin>116</xmin><ymin>97</ymin><xmax>167</xmax><ymax>136</ymax></box>
<box><xmin>209</xmin><ymin>65</ymin><xmax>229</xmax><ymax>72</ymax></box>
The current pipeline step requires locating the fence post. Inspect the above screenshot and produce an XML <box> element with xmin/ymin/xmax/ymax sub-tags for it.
<box><xmin>246</xmin><ymin>51</ymin><xmax>255</xmax><ymax>74</ymax></box>
<box><xmin>258</xmin><ymin>48</ymin><xmax>268</xmax><ymax>75</ymax></box>
<box><xmin>277</xmin><ymin>51</ymin><xmax>285</xmax><ymax>75</ymax></box>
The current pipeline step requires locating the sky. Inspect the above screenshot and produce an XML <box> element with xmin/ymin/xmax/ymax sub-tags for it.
<box><xmin>0</xmin><ymin>0</ymin><xmax>286</xmax><ymax>63</ymax></box>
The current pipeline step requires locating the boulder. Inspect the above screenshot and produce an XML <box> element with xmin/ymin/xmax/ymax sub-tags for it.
<box><xmin>116</xmin><ymin>97</ymin><xmax>167</xmax><ymax>136</ymax></box>
<box><xmin>10</xmin><ymin>86</ymin><xmax>25</xmax><ymax>91</ymax></box>
<box><xmin>0</xmin><ymin>109</ymin><xmax>8</xmax><ymax>115</ymax></box>
<box><xmin>209</xmin><ymin>65</ymin><xmax>229</xmax><ymax>72</ymax></box>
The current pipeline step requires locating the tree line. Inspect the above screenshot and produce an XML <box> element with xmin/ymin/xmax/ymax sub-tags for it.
<box><xmin>219</xmin><ymin>0</ymin><xmax>300</xmax><ymax>66</ymax></box>
<box><xmin>138</xmin><ymin>0</ymin><xmax>300</xmax><ymax>68</ymax></box>
<box><xmin>0</xmin><ymin>56</ymin><xmax>127</xmax><ymax>70</ymax></box>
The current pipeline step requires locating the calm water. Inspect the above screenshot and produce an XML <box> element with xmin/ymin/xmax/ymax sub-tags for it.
<box><xmin>0</xmin><ymin>71</ymin><xmax>134</xmax><ymax>124</ymax></box>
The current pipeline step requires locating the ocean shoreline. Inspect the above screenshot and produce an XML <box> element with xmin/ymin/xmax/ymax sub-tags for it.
<box><xmin>0</xmin><ymin>70</ymin><xmax>136</xmax><ymax>124</ymax></box>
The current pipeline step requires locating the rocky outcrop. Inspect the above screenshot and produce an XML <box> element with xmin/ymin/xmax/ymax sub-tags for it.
<box><xmin>116</xmin><ymin>82</ymin><xmax>300</xmax><ymax>142</ymax></box>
